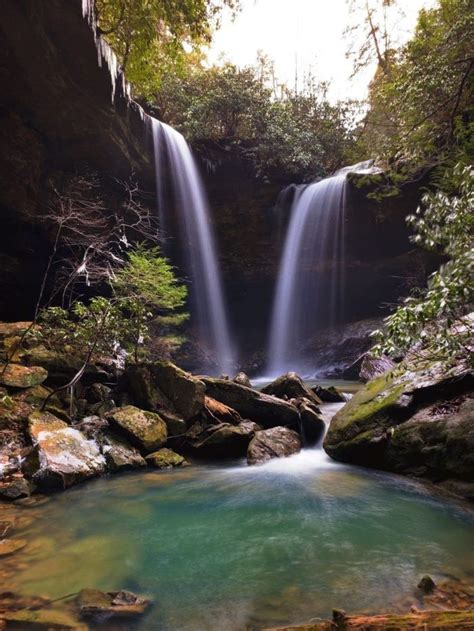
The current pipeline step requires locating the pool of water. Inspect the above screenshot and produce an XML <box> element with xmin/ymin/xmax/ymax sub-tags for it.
<box><xmin>4</xmin><ymin>431</ymin><xmax>474</xmax><ymax>631</ymax></box>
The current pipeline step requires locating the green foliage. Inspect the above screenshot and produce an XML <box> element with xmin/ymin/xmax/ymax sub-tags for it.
<box><xmin>37</xmin><ymin>246</ymin><xmax>188</xmax><ymax>365</ymax></box>
<box><xmin>95</xmin><ymin>0</ymin><xmax>238</xmax><ymax>99</ymax></box>
<box><xmin>156</xmin><ymin>63</ymin><xmax>357</xmax><ymax>181</ymax></box>
<box><xmin>372</xmin><ymin>164</ymin><xmax>473</xmax><ymax>360</ymax></box>
<box><xmin>354</xmin><ymin>0</ymin><xmax>474</xmax><ymax>181</ymax></box>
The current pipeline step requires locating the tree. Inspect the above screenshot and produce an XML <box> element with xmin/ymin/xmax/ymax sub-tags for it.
<box><xmin>94</xmin><ymin>0</ymin><xmax>239</xmax><ymax>99</ymax></box>
<box><xmin>372</xmin><ymin>164</ymin><xmax>473</xmax><ymax>360</ymax></box>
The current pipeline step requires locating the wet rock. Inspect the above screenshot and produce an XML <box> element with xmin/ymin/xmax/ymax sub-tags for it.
<box><xmin>247</xmin><ymin>427</ymin><xmax>301</xmax><ymax>465</ymax></box>
<box><xmin>107</xmin><ymin>405</ymin><xmax>167</xmax><ymax>453</ymax></box>
<box><xmin>0</xmin><ymin>538</ymin><xmax>27</xmax><ymax>556</ymax></box>
<box><xmin>262</xmin><ymin>373</ymin><xmax>322</xmax><ymax>407</ymax></box>
<box><xmin>145</xmin><ymin>448</ymin><xmax>187</xmax><ymax>469</ymax></box>
<box><xmin>0</xmin><ymin>474</ymin><xmax>33</xmax><ymax>500</ymax></box>
<box><xmin>298</xmin><ymin>400</ymin><xmax>326</xmax><ymax>445</ymax></box>
<box><xmin>324</xmin><ymin>356</ymin><xmax>474</xmax><ymax>499</ymax></box>
<box><xmin>312</xmin><ymin>384</ymin><xmax>346</xmax><ymax>403</ymax></box>
<box><xmin>0</xmin><ymin>363</ymin><xmax>47</xmax><ymax>388</ymax></box>
<box><xmin>202</xmin><ymin>377</ymin><xmax>300</xmax><ymax>429</ymax></box>
<box><xmin>360</xmin><ymin>354</ymin><xmax>395</xmax><ymax>382</ymax></box>
<box><xmin>26</xmin><ymin>411</ymin><xmax>106</xmax><ymax>490</ymax></box>
<box><xmin>203</xmin><ymin>396</ymin><xmax>243</xmax><ymax>425</ymax></box>
<box><xmin>418</xmin><ymin>575</ymin><xmax>436</xmax><ymax>593</ymax></box>
<box><xmin>125</xmin><ymin>362</ymin><xmax>205</xmax><ymax>432</ymax></box>
<box><xmin>233</xmin><ymin>371</ymin><xmax>252</xmax><ymax>388</ymax></box>
<box><xmin>76</xmin><ymin>588</ymin><xmax>151</xmax><ymax>621</ymax></box>
<box><xmin>188</xmin><ymin>421</ymin><xmax>258</xmax><ymax>458</ymax></box>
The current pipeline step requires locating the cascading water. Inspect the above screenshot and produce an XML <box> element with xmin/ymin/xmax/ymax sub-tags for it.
<box><xmin>151</xmin><ymin>119</ymin><xmax>235</xmax><ymax>374</ymax></box>
<box><xmin>267</xmin><ymin>162</ymin><xmax>379</xmax><ymax>377</ymax></box>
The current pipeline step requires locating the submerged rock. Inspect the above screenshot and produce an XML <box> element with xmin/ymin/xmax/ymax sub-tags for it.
<box><xmin>0</xmin><ymin>607</ymin><xmax>86</xmax><ymax>630</ymax></box>
<box><xmin>324</xmin><ymin>356</ymin><xmax>474</xmax><ymax>498</ymax></box>
<box><xmin>247</xmin><ymin>427</ymin><xmax>301</xmax><ymax>465</ymax></box>
<box><xmin>76</xmin><ymin>588</ymin><xmax>151</xmax><ymax>621</ymax></box>
<box><xmin>107</xmin><ymin>405</ymin><xmax>167</xmax><ymax>453</ymax></box>
<box><xmin>261</xmin><ymin>372</ymin><xmax>323</xmax><ymax>407</ymax></box>
<box><xmin>202</xmin><ymin>377</ymin><xmax>300</xmax><ymax>429</ymax></box>
<box><xmin>145</xmin><ymin>448</ymin><xmax>187</xmax><ymax>469</ymax></box>
<box><xmin>125</xmin><ymin>362</ymin><xmax>205</xmax><ymax>424</ymax></box>
<box><xmin>26</xmin><ymin>411</ymin><xmax>106</xmax><ymax>490</ymax></box>
<box><xmin>0</xmin><ymin>363</ymin><xmax>47</xmax><ymax>388</ymax></box>
<box><xmin>0</xmin><ymin>538</ymin><xmax>27</xmax><ymax>556</ymax></box>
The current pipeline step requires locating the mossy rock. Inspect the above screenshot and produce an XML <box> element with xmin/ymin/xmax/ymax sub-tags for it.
<box><xmin>145</xmin><ymin>448</ymin><xmax>187</xmax><ymax>469</ymax></box>
<box><xmin>107</xmin><ymin>405</ymin><xmax>167</xmax><ymax>453</ymax></box>
<box><xmin>0</xmin><ymin>363</ymin><xmax>48</xmax><ymax>388</ymax></box>
<box><xmin>1</xmin><ymin>607</ymin><xmax>87</xmax><ymax>630</ymax></box>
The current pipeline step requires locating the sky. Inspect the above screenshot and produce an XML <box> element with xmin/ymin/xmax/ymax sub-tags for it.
<box><xmin>208</xmin><ymin>0</ymin><xmax>436</xmax><ymax>102</ymax></box>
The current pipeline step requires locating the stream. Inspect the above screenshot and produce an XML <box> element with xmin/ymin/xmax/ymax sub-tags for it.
<box><xmin>2</xmin><ymin>403</ymin><xmax>474</xmax><ymax>630</ymax></box>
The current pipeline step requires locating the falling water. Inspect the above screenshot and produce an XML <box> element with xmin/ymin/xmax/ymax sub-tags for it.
<box><xmin>151</xmin><ymin>119</ymin><xmax>235</xmax><ymax>374</ymax></box>
<box><xmin>267</xmin><ymin>162</ymin><xmax>378</xmax><ymax>376</ymax></box>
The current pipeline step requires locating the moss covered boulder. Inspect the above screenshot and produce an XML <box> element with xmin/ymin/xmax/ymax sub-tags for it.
<box><xmin>324</xmin><ymin>357</ymin><xmax>474</xmax><ymax>498</ymax></box>
<box><xmin>145</xmin><ymin>448</ymin><xmax>187</xmax><ymax>469</ymax></box>
<box><xmin>26</xmin><ymin>411</ymin><xmax>106</xmax><ymax>490</ymax></box>
<box><xmin>125</xmin><ymin>362</ymin><xmax>205</xmax><ymax>433</ymax></box>
<box><xmin>0</xmin><ymin>363</ymin><xmax>47</xmax><ymax>388</ymax></box>
<box><xmin>107</xmin><ymin>405</ymin><xmax>167</xmax><ymax>453</ymax></box>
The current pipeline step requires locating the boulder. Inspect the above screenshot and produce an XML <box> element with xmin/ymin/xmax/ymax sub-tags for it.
<box><xmin>261</xmin><ymin>372</ymin><xmax>322</xmax><ymax>407</ymax></box>
<box><xmin>145</xmin><ymin>448</ymin><xmax>187</xmax><ymax>469</ymax></box>
<box><xmin>76</xmin><ymin>588</ymin><xmax>150</xmax><ymax>621</ymax></box>
<box><xmin>298</xmin><ymin>400</ymin><xmax>326</xmax><ymax>445</ymax></box>
<box><xmin>125</xmin><ymin>362</ymin><xmax>205</xmax><ymax>431</ymax></box>
<box><xmin>23</xmin><ymin>347</ymin><xmax>109</xmax><ymax>383</ymax></box>
<box><xmin>187</xmin><ymin>421</ymin><xmax>259</xmax><ymax>458</ymax></box>
<box><xmin>0</xmin><ymin>321</ymin><xmax>33</xmax><ymax>339</ymax></box>
<box><xmin>201</xmin><ymin>377</ymin><xmax>300</xmax><ymax>429</ymax></box>
<box><xmin>233</xmin><ymin>371</ymin><xmax>252</xmax><ymax>388</ymax></box>
<box><xmin>101</xmin><ymin>433</ymin><xmax>147</xmax><ymax>471</ymax></box>
<box><xmin>26</xmin><ymin>411</ymin><xmax>106</xmax><ymax>490</ymax></box>
<box><xmin>360</xmin><ymin>354</ymin><xmax>395</xmax><ymax>382</ymax></box>
<box><xmin>247</xmin><ymin>427</ymin><xmax>301</xmax><ymax>465</ymax></box>
<box><xmin>0</xmin><ymin>363</ymin><xmax>47</xmax><ymax>388</ymax></box>
<box><xmin>324</xmin><ymin>357</ymin><xmax>474</xmax><ymax>499</ymax></box>
<box><xmin>107</xmin><ymin>405</ymin><xmax>167</xmax><ymax>453</ymax></box>
<box><xmin>312</xmin><ymin>384</ymin><xmax>346</xmax><ymax>403</ymax></box>
<box><xmin>0</xmin><ymin>474</ymin><xmax>33</xmax><ymax>500</ymax></box>
<box><xmin>203</xmin><ymin>396</ymin><xmax>243</xmax><ymax>425</ymax></box>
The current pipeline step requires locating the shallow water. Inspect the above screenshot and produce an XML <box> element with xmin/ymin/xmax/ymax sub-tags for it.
<box><xmin>4</xmin><ymin>433</ymin><xmax>474</xmax><ymax>631</ymax></box>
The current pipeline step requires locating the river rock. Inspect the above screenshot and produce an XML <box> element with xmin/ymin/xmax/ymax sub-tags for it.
<box><xmin>312</xmin><ymin>384</ymin><xmax>346</xmax><ymax>403</ymax></box>
<box><xmin>201</xmin><ymin>377</ymin><xmax>300</xmax><ymax>429</ymax></box>
<box><xmin>247</xmin><ymin>427</ymin><xmax>301</xmax><ymax>465</ymax></box>
<box><xmin>261</xmin><ymin>372</ymin><xmax>322</xmax><ymax>407</ymax></box>
<box><xmin>0</xmin><ymin>474</ymin><xmax>33</xmax><ymax>500</ymax></box>
<box><xmin>233</xmin><ymin>372</ymin><xmax>252</xmax><ymax>387</ymax></box>
<box><xmin>107</xmin><ymin>405</ymin><xmax>167</xmax><ymax>453</ymax></box>
<box><xmin>1</xmin><ymin>607</ymin><xmax>86</xmax><ymax>630</ymax></box>
<box><xmin>145</xmin><ymin>448</ymin><xmax>187</xmax><ymax>469</ymax></box>
<box><xmin>0</xmin><ymin>538</ymin><xmax>27</xmax><ymax>556</ymax></box>
<box><xmin>76</xmin><ymin>588</ymin><xmax>151</xmax><ymax>621</ymax></box>
<box><xmin>125</xmin><ymin>362</ymin><xmax>205</xmax><ymax>431</ymax></box>
<box><xmin>324</xmin><ymin>356</ymin><xmax>474</xmax><ymax>498</ymax></box>
<box><xmin>26</xmin><ymin>411</ymin><xmax>106</xmax><ymax>490</ymax></box>
<box><xmin>187</xmin><ymin>421</ymin><xmax>259</xmax><ymax>458</ymax></box>
<box><xmin>203</xmin><ymin>396</ymin><xmax>243</xmax><ymax>425</ymax></box>
<box><xmin>0</xmin><ymin>363</ymin><xmax>47</xmax><ymax>388</ymax></box>
<box><xmin>101</xmin><ymin>433</ymin><xmax>147</xmax><ymax>471</ymax></box>
<box><xmin>298</xmin><ymin>400</ymin><xmax>326</xmax><ymax>445</ymax></box>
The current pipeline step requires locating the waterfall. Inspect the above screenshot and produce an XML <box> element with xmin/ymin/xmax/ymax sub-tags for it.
<box><xmin>267</xmin><ymin>162</ymin><xmax>379</xmax><ymax>377</ymax></box>
<box><xmin>150</xmin><ymin>119</ymin><xmax>235</xmax><ymax>375</ymax></box>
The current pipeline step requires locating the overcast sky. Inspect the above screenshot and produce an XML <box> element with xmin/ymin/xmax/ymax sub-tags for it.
<box><xmin>208</xmin><ymin>0</ymin><xmax>436</xmax><ymax>102</ymax></box>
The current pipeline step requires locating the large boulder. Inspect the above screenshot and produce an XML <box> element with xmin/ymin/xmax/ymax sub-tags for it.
<box><xmin>360</xmin><ymin>354</ymin><xmax>395</xmax><ymax>382</ymax></box>
<box><xmin>201</xmin><ymin>377</ymin><xmax>300</xmax><ymax>429</ymax></box>
<box><xmin>187</xmin><ymin>420</ymin><xmax>259</xmax><ymax>458</ymax></box>
<box><xmin>261</xmin><ymin>372</ymin><xmax>322</xmax><ymax>407</ymax></box>
<box><xmin>125</xmin><ymin>362</ymin><xmax>205</xmax><ymax>434</ymax></box>
<box><xmin>324</xmin><ymin>357</ymin><xmax>474</xmax><ymax>499</ymax></box>
<box><xmin>247</xmin><ymin>427</ymin><xmax>301</xmax><ymax>465</ymax></box>
<box><xmin>0</xmin><ymin>363</ymin><xmax>47</xmax><ymax>388</ymax></box>
<box><xmin>107</xmin><ymin>406</ymin><xmax>167</xmax><ymax>453</ymax></box>
<box><xmin>26</xmin><ymin>411</ymin><xmax>106</xmax><ymax>490</ymax></box>
<box><xmin>311</xmin><ymin>384</ymin><xmax>346</xmax><ymax>403</ymax></box>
